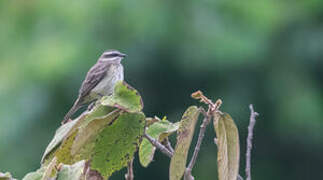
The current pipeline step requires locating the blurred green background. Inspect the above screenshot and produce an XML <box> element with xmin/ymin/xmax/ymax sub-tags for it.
<box><xmin>1</xmin><ymin>0</ymin><xmax>323</xmax><ymax>179</ymax></box>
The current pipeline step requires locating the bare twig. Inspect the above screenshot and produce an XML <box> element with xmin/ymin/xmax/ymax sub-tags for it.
<box><xmin>184</xmin><ymin>105</ymin><xmax>218</xmax><ymax>180</ymax></box>
<box><xmin>183</xmin><ymin>92</ymin><xmax>223</xmax><ymax>180</ymax></box>
<box><xmin>144</xmin><ymin>133</ymin><xmax>173</xmax><ymax>158</ymax></box>
<box><xmin>245</xmin><ymin>104</ymin><xmax>259</xmax><ymax>180</ymax></box>
<box><xmin>199</xmin><ymin>107</ymin><xmax>207</xmax><ymax>117</ymax></box>
<box><xmin>125</xmin><ymin>158</ymin><xmax>134</xmax><ymax>180</ymax></box>
<box><xmin>162</xmin><ymin>138</ymin><xmax>174</xmax><ymax>154</ymax></box>
<box><xmin>185</xmin><ymin>114</ymin><xmax>212</xmax><ymax>179</ymax></box>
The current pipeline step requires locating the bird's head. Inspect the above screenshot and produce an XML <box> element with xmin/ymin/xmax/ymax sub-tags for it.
<box><xmin>99</xmin><ymin>49</ymin><xmax>127</xmax><ymax>62</ymax></box>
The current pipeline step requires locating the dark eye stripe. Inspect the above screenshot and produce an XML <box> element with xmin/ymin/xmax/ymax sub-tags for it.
<box><xmin>103</xmin><ymin>53</ymin><xmax>119</xmax><ymax>58</ymax></box>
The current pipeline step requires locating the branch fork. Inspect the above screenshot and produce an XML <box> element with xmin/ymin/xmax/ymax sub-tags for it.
<box><xmin>183</xmin><ymin>91</ymin><xmax>223</xmax><ymax>179</ymax></box>
<box><xmin>141</xmin><ymin>90</ymin><xmax>259</xmax><ymax>180</ymax></box>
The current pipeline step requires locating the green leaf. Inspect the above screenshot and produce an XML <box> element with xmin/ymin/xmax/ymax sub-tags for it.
<box><xmin>56</xmin><ymin>160</ymin><xmax>86</xmax><ymax>180</ymax></box>
<box><xmin>213</xmin><ymin>112</ymin><xmax>240</xmax><ymax>180</ymax></box>
<box><xmin>69</xmin><ymin>109</ymin><xmax>121</xmax><ymax>160</ymax></box>
<box><xmin>41</xmin><ymin>82</ymin><xmax>145</xmax><ymax>179</ymax></box>
<box><xmin>90</xmin><ymin>112</ymin><xmax>145</xmax><ymax>178</ymax></box>
<box><xmin>101</xmin><ymin>81</ymin><xmax>143</xmax><ymax>113</ymax></box>
<box><xmin>139</xmin><ymin>120</ymin><xmax>179</xmax><ymax>167</ymax></box>
<box><xmin>41</xmin><ymin>119</ymin><xmax>78</xmax><ymax>163</ymax></box>
<box><xmin>42</xmin><ymin>110</ymin><xmax>144</xmax><ymax>179</ymax></box>
<box><xmin>169</xmin><ymin>106</ymin><xmax>200</xmax><ymax>180</ymax></box>
<box><xmin>41</xmin><ymin>105</ymin><xmax>116</xmax><ymax>163</ymax></box>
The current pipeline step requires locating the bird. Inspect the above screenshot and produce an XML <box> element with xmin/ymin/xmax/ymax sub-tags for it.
<box><xmin>62</xmin><ymin>49</ymin><xmax>126</xmax><ymax>124</ymax></box>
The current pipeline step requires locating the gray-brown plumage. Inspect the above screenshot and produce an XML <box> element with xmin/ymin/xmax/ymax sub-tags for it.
<box><xmin>62</xmin><ymin>50</ymin><xmax>126</xmax><ymax>124</ymax></box>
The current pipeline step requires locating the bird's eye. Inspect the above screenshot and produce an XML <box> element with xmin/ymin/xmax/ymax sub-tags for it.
<box><xmin>103</xmin><ymin>53</ymin><xmax>119</xmax><ymax>58</ymax></box>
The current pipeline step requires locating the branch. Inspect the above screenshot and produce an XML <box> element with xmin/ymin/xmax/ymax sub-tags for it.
<box><xmin>185</xmin><ymin>114</ymin><xmax>212</xmax><ymax>178</ymax></box>
<box><xmin>245</xmin><ymin>104</ymin><xmax>259</xmax><ymax>180</ymax></box>
<box><xmin>183</xmin><ymin>91</ymin><xmax>223</xmax><ymax>180</ymax></box>
<box><xmin>162</xmin><ymin>138</ymin><xmax>174</xmax><ymax>154</ymax></box>
<box><xmin>184</xmin><ymin>112</ymin><xmax>212</xmax><ymax>180</ymax></box>
<box><xmin>143</xmin><ymin>133</ymin><xmax>173</xmax><ymax>158</ymax></box>
<box><xmin>125</xmin><ymin>158</ymin><xmax>134</xmax><ymax>180</ymax></box>
<box><xmin>191</xmin><ymin>91</ymin><xmax>222</xmax><ymax>112</ymax></box>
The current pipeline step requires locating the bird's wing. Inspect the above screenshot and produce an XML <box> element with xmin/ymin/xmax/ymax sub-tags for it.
<box><xmin>79</xmin><ymin>62</ymin><xmax>109</xmax><ymax>98</ymax></box>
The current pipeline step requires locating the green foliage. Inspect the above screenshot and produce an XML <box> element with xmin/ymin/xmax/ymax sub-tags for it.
<box><xmin>41</xmin><ymin>105</ymin><xmax>118</xmax><ymax>164</ymax></box>
<box><xmin>213</xmin><ymin>112</ymin><xmax>240</xmax><ymax>180</ymax></box>
<box><xmin>8</xmin><ymin>77</ymin><xmax>244</xmax><ymax>180</ymax></box>
<box><xmin>1</xmin><ymin>0</ymin><xmax>323</xmax><ymax>178</ymax></box>
<box><xmin>41</xmin><ymin>106</ymin><xmax>120</xmax><ymax>165</ymax></box>
<box><xmin>69</xmin><ymin>109</ymin><xmax>120</xmax><ymax>159</ymax></box>
<box><xmin>14</xmin><ymin>82</ymin><xmax>243</xmax><ymax>180</ymax></box>
<box><xmin>101</xmin><ymin>81</ymin><xmax>143</xmax><ymax>113</ymax></box>
<box><xmin>169</xmin><ymin>106</ymin><xmax>200</xmax><ymax>180</ymax></box>
<box><xmin>91</xmin><ymin>112</ymin><xmax>145</xmax><ymax>178</ymax></box>
<box><xmin>139</xmin><ymin>119</ymin><xmax>179</xmax><ymax>167</ymax></box>
<box><xmin>38</xmin><ymin>82</ymin><xmax>145</xmax><ymax>179</ymax></box>
<box><xmin>41</xmin><ymin>120</ymin><xmax>78</xmax><ymax>163</ymax></box>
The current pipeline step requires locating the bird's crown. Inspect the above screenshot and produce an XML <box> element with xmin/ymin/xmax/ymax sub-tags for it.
<box><xmin>101</xmin><ymin>49</ymin><xmax>126</xmax><ymax>59</ymax></box>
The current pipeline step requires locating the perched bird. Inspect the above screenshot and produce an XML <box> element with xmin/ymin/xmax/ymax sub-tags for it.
<box><xmin>62</xmin><ymin>50</ymin><xmax>126</xmax><ymax>124</ymax></box>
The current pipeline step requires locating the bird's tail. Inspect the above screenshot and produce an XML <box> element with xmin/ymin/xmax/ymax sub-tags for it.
<box><xmin>62</xmin><ymin>98</ymin><xmax>82</xmax><ymax>124</ymax></box>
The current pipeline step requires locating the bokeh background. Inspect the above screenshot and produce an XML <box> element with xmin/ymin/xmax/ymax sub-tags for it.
<box><xmin>1</xmin><ymin>0</ymin><xmax>323</xmax><ymax>179</ymax></box>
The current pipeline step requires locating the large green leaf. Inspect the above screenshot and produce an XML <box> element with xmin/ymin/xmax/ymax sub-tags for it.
<box><xmin>91</xmin><ymin>112</ymin><xmax>145</xmax><ymax>178</ymax></box>
<box><xmin>69</xmin><ymin>109</ymin><xmax>121</xmax><ymax>161</ymax></box>
<box><xmin>41</xmin><ymin>118</ymin><xmax>78</xmax><ymax>163</ymax></box>
<box><xmin>139</xmin><ymin>120</ymin><xmax>179</xmax><ymax>167</ymax></box>
<box><xmin>169</xmin><ymin>106</ymin><xmax>200</xmax><ymax>180</ymax></box>
<box><xmin>213</xmin><ymin>112</ymin><xmax>240</xmax><ymax>180</ymax></box>
<box><xmin>41</xmin><ymin>105</ymin><xmax>116</xmax><ymax>163</ymax></box>
<box><xmin>43</xmin><ymin>111</ymin><xmax>144</xmax><ymax>179</ymax></box>
<box><xmin>101</xmin><ymin>81</ymin><xmax>143</xmax><ymax>113</ymax></box>
<box><xmin>40</xmin><ymin>82</ymin><xmax>145</xmax><ymax>179</ymax></box>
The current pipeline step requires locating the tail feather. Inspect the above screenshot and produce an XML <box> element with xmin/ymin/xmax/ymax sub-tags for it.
<box><xmin>62</xmin><ymin>98</ymin><xmax>82</xmax><ymax>124</ymax></box>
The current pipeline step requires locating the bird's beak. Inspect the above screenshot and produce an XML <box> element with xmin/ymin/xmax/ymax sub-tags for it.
<box><xmin>119</xmin><ymin>53</ymin><xmax>127</xmax><ymax>57</ymax></box>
